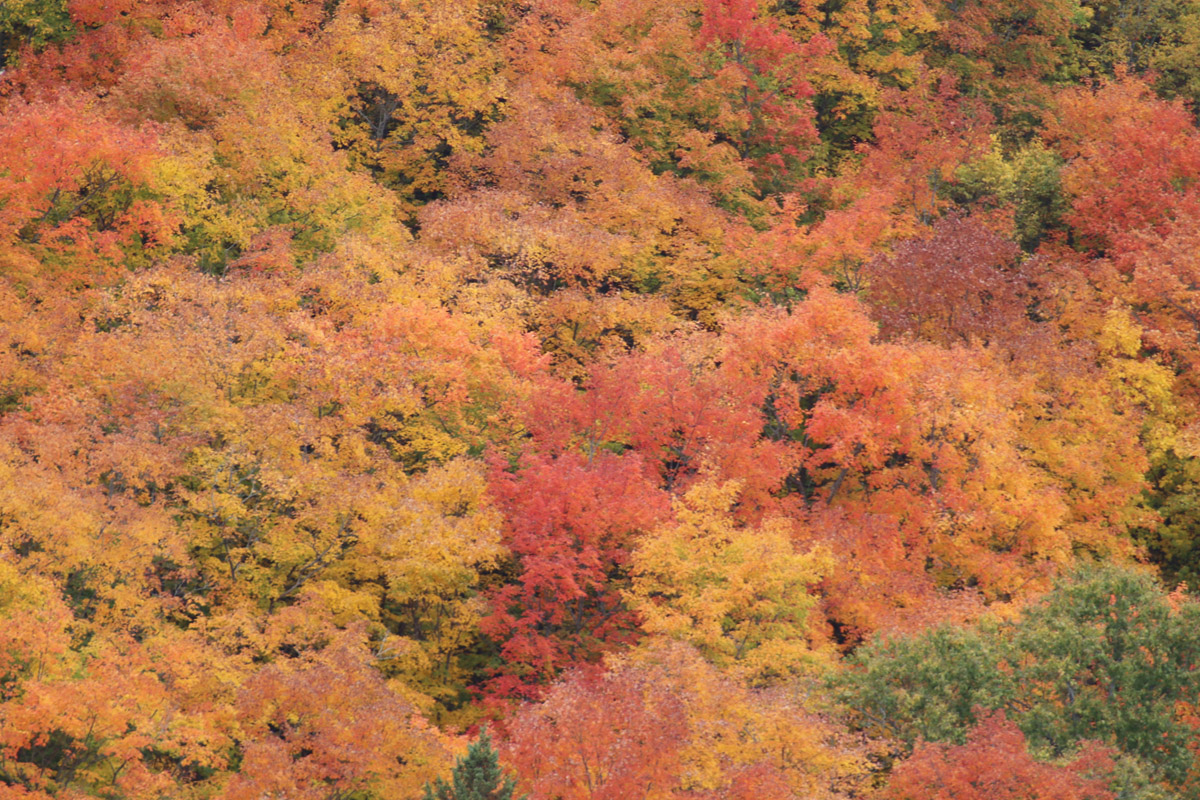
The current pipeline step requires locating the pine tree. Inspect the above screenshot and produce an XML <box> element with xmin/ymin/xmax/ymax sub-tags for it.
<box><xmin>423</xmin><ymin>729</ymin><xmax>525</xmax><ymax>800</ymax></box>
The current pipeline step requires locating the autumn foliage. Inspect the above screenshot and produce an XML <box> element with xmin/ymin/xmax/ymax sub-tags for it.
<box><xmin>3</xmin><ymin>0</ymin><xmax>1200</xmax><ymax>798</ymax></box>
<box><xmin>886</xmin><ymin>712</ymin><xmax>1116</xmax><ymax>800</ymax></box>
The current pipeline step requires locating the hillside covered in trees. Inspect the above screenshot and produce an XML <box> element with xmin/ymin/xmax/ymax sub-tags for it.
<box><xmin>4</xmin><ymin>0</ymin><xmax>1200</xmax><ymax>797</ymax></box>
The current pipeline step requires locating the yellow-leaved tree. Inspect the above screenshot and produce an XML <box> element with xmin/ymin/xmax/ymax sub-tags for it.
<box><xmin>627</xmin><ymin>480</ymin><xmax>832</xmax><ymax>683</ymax></box>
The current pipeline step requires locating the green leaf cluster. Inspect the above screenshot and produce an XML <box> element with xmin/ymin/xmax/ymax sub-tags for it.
<box><xmin>839</xmin><ymin>565</ymin><xmax>1200</xmax><ymax>787</ymax></box>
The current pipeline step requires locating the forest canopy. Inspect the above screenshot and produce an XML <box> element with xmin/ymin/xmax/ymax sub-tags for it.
<box><xmin>3</xmin><ymin>0</ymin><xmax>1200</xmax><ymax>798</ymax></box>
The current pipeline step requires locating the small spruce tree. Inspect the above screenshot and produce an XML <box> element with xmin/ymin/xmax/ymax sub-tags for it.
<box><xmin>423</xmin><ymin>729</ymin><xmax>525</xmax><ymax>800</ymax></box>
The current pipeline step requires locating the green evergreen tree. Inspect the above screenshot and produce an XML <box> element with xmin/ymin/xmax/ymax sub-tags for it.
<box><xmin>423</xmin><ymin>729</ymin><xmax>525</xmax><ymax>800</ymax></box>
